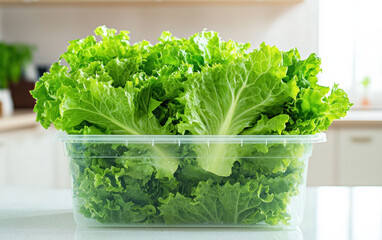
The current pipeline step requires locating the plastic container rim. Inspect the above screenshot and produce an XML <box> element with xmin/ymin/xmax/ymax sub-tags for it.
<box><xmin>56</xmin><ymin>132</ymin><xmax>326</xmax><ymax>144</ymax></box>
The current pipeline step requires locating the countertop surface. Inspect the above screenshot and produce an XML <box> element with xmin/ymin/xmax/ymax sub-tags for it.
<box><xmin>340</xmin><ymin>109</ymin><xmax>382</xmax><ymax>121</ymax></box>
<box><xmin>331</xmin><ymin>110</ymin><xmax>382</xmax><ymax>127</ymax></box>
<box><xmin>340</xmin><ymin>110</ymin><xmax>382</xmax><ymax>121</ymax></box>
<box><xmin>0</xmin><ymin>110</ymin><xmax>37</xmax><ymax>132</ymax></box>
<box><xmin>0</xmin><ymin>186</ymin><xmax>381</xmax><ymax>240</ymax></box>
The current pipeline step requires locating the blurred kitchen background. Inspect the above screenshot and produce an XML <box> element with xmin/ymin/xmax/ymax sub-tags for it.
<box><xmin>0</xmin><ymin>0</ymin><xmax>381</xmax><ymax>188</ymax></box>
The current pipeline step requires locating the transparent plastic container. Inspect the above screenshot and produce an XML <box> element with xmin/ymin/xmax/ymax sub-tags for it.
<box><xmin>59</xmin><ymin>133</ymin><xmax>326</xmax><ymax>227</ymax></box>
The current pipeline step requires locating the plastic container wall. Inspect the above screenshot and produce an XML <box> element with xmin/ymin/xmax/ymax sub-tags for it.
<box><xmin>59</xmin><ymin>134</ymin><xmax>326</xmax><ymax>227</ymax></box>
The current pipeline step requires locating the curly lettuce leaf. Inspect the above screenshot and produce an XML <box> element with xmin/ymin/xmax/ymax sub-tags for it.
<box><xmin>59</xmin><ymin>79</ymin><xmax>168</xmax><ymax>135</ymax></box>
<box><xmin>177</xmin><ymin>44</ymin><xmax>299</xmax><ymax>176</ymax></box>
<box><xmin>284</xmin><ymin>84</ymin><xmax>352</xmax><ymax>135</ymax></box>
<box><xmin>159</xmin><ymin>180</ymin><xmax>264</xmax><ymax>224</ymax></box>
<box><xmin>241</xmin><ymin>114</ymin><xmax>289</xmax><ymax>135</ymax></box>
<box><xmin>159</xmin><ymin>175</ymin><xmax>298</xmax><ymax>225</ymax></box>
<box><xmin>178</xmin><ymin>43</ymin><xmax>299</xmax><ymax>136</ymax></box>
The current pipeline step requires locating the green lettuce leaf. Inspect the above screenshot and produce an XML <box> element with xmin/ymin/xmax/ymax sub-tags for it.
<box><xmin>241</xmin><ymin>114</ymin><xmax>289</xmax><ymax>135</ymax></box>
<box><xmin>159</xmin><ymin>175</ymin><xmax>297</xmax><ymax>225</ymax></box>
<box><xmin>177</xmin><ymin>44</ymin><xmax>299</xmax><ymax>176</ymax></box>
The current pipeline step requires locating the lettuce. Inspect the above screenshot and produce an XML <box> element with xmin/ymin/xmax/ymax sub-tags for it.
<box><xmin>31</xmin><ymin>26</ymin><xmax>351</xmax><ymax>226</ymax></box>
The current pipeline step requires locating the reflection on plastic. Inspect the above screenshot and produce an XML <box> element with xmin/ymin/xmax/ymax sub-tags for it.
<box><xmin>75</xmin><ymin>227</ymin><xmax>303</xmax><ymax>240</ymax></box>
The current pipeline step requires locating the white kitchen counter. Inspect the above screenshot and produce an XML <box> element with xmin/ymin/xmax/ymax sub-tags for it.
<box><xmin>340</xmin><ymin>110</ymin><xmax>382</xmax><ymax>121</ymax></box>
<box><xmin>0</xmin><ymin>110</ymin><xmax>37</xmax><ymax>133</ymax></box>
<box><xmin>0</xmin><ymin>186</ymin><xmax>381</xmax><ymax>240</ymax></box>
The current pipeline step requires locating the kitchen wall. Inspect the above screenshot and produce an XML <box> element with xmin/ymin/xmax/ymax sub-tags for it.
<box><xmin>0</xmin><ymin>7</ymin><xmax>3</xmax><ymax>40</ymax></box>
<box><xmin>1</xmin><ymin>0</ymin><xmax>318</xmax><ymax>66</ymax></box>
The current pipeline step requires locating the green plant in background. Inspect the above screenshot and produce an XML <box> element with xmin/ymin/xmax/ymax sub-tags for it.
<box><xmin>360</xmin><ymin>76</ymin><xmax>371</xmax><ymax>107</ymax></box>
<box><xmin>361</xmin><ymin>76</ymin><xmax>371</xmax><ymax>89</ymax></box>
<box><xmin>0</xmin><ymin>43</ymin><xmax>35</xmax><ymax>89</ymax></box>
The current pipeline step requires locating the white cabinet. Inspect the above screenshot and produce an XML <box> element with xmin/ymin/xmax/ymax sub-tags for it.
<box><xmin>0</xmin><ymin>126</ymin><xmax>70</xmax><ymax>188</ymax></box>
<box><xmin>338</xmin><ymin>128</ymin><xmax>382</xmax><ymax>186</ymax></box>
<box><xmin>307</xmin><ymin>125</ymin><xmax>382</xmax><ymax>186</ymax></box>
<box><xmin>308</xmin><ymin>130</ymin><xmax>337</xmax><ymax>186</ymax></box>
<box><xmin>0</xmin><ymin>137</ymin><xmax>6</xmax><ymax>185</ymax></box>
